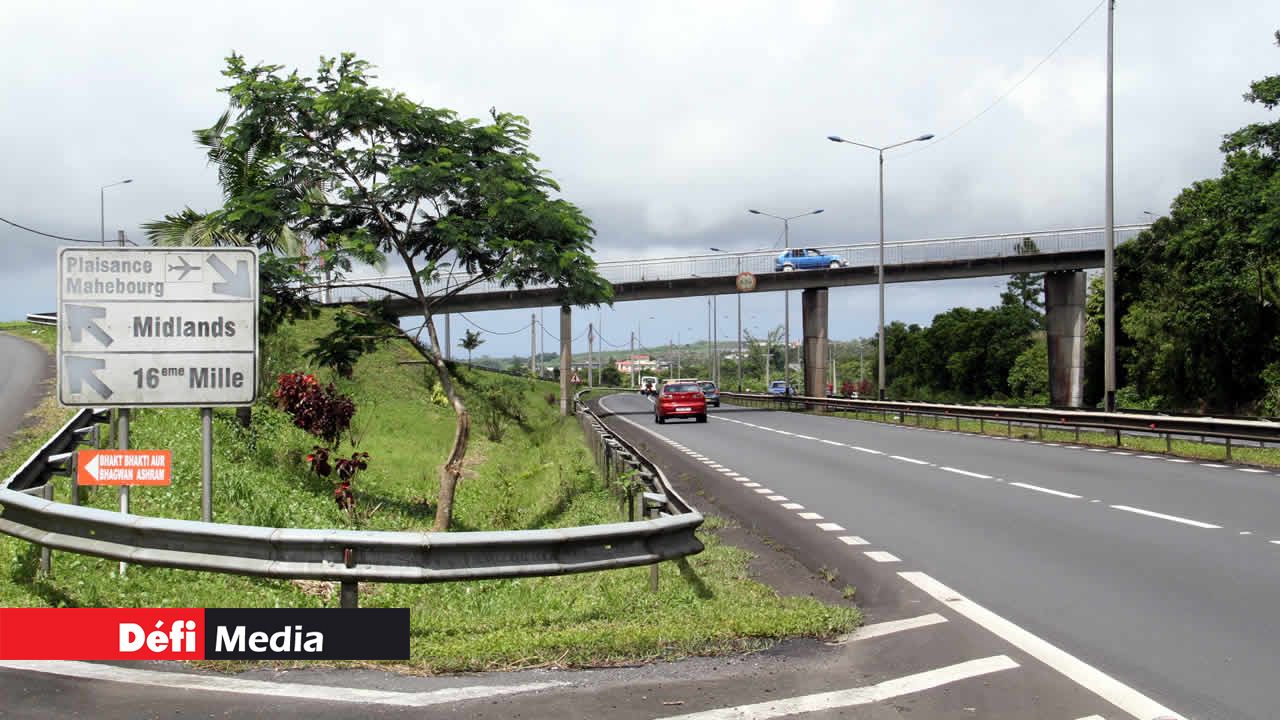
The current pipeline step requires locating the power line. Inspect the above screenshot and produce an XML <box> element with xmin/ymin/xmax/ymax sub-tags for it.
<box><xmin>456</xmin><ymin>313</ymin><xmax>533</xmax><ymax>336</ymax></box>
<box><xmin>1</xmin><ymin>216</ymin><xmax>100</xmax><ymax>244</ymax></box>
<box><xmin>898</xmin><ymin>0</ymin><xmax>1106</xmax><ymax>158</ymax></box>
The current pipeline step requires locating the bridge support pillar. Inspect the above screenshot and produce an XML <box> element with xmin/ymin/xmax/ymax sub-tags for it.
<box><xmin>802</xmin><ymin>288</ymin><xmax>829</xmax><ymax>405</ymax></box>
<box><xmin>1045</xmin><ymin>271</ymin><xmax>1086</xmax><ymax>407</ymax></box>
<box><xmin>560</xmin><ymin>305</ymin><xmax>572</xmax><ymax>417</ymax></box>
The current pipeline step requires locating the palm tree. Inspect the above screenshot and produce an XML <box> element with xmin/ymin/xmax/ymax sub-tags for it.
<box><xmin>459</xmin><ymin>330</ymin><xmax>484</xmax><ymax>368</ymax></box>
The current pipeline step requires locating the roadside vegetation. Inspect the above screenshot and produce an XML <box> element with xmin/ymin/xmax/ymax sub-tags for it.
<box><xmin>0</xmin><ymin>315</ymin><xmax>859</xmax><ymax>670</ymax></box>
<box><xmin>0</xmin><ymin>322</ymin><xmax>75</xmax><ymax>479</ymax></box>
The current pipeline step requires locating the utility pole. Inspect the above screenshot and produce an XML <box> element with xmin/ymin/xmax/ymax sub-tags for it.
<box><xmin>712</xmin><ymin>295</ymin><xmax>719</xmax><ymax>384</ymax></box>
<box><xmin>706</xmin><ymin>298</ymin><xmax>712</xmax><ymax>379</ymax></box>
<box><xmin>831</xmin><ymin>340</ymin><xmax>837</xmax><ymax>396</ymax></box>
<box><xmin>530</xmin><ymin>312</ymin><xmax>536</xmax><ymax>376</ymax></box>
<box><xmin>588</xmin><ymin>322</ymin><xmax>595</xmax><ymax>387</ymax></box>
<box><xmin>630</xmin><ymin>331</ymin><xmax>636</xmax><ymax>388</ymax></box>
<box><xmin>116</xmin><ymin>230</ymin><xmax>127</xmax><ymax>247</ymax></box>
<box><xmin>1103</xmin><ymin>0</ymin><xmax>1117</xmax><ymax>412</ymax></box>
<box><xmin>539</xmin><ymin>308</ymin><xmax>545</xmax><ymax>378</ymax></box>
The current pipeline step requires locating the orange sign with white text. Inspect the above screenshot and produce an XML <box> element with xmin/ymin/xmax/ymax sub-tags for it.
<box><xmin>76</xmin><ymin>450</ymin><xmax>172</xmax><ymax>486</ymax></box>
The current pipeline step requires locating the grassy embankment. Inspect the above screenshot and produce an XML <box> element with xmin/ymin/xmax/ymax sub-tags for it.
<box><xmin>733</xmin><ymin>394</ymin><xmax>1280</xmax><ymax>467</ymax></box>
<box><xmin>0</xmin><ymin>315</ymin><xmax>858</xmax><ymax>672</ymax></box>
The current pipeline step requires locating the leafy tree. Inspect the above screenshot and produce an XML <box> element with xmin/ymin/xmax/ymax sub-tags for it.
<box><xmin>1085</xmin><ymin>31</ymin><xmax>1280</xmax><ymax>412</ymax></box>
<box><xmin>459</xmin><ymin>329</ymin><xmax>484</xmax><ymax>368</ymax></box>
<box><xmin>194</xmin><ymin>53</ymin><xmax>611</xmax><ymax>530</ymax></box>
<box><xmin>1001</xmin><ymin>238</ymin><xmax>1045</xmax><ymax>319</ymax></box>
<box><xmin>1007</xmin><ymin>336</ymin><xmax>1048</xmax><ymax>402</ymax></box>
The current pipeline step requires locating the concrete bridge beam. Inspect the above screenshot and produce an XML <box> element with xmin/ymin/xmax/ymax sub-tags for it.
<box><xmin>1045</xmin><ymin>271</ymin><xmax>1086</xmax><ymax>407</ymax></box>
<box><xmin>802</xmin><ymin>288</ymin><xmax>829</xmax><ymax>402</ymax></box>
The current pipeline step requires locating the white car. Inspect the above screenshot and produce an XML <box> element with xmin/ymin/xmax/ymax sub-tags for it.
<box><xmin>639</xmin><ymin>375</ymin><xmax>659</xmax><ymax>396</ymax></box>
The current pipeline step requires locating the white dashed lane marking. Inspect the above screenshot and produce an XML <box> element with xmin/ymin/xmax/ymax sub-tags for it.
<box><xmin>1008</xmin><ymin>482</ymin><xmax>1082</xmax><ymax>500</ymax></box>
<box><xmin>753</xmin><ymin>488</ymin><xmax>774</xmax><ymax>494</ymax></box>
<box><xmin>767</xmin><ymin>495</ymin><xmax>788</xmax><ymax>501</ymax></box>
<box><xmin>816</xmin><ymin>522</ymin><xmax>845</xmax><ymax>532</ymax></box>
<box><xmin>939</xmin><ymin>466</ymin><xmax>992</xmax><ymax>479</ymax></box>
<box><xmin>797</xmin><ymin>512</ymin><xmax>824</xmax><ymax>520</ymax></box>
<box><xmin>865</xmin><ymin>551</ymin><xmax>901</xmax><ymax>563</ymax></box>
<box><xmin>890</xmin><ymin>455</ymin><xmax>930</xmax><ymax>465</ymax></box>
<box><xmin>781</xmin><ymin>503</ymin><xmax>805</xmax><ymax>510</ymax></box>
<box><xmin>838</xmin><ymin>536</ymin><xmax>869</xmax><ymax>545</ymax></box>
<box><xmin>1110</xmin><ymin>504</ymin><xmax>1221</xmax><ymax>529</ymax></box>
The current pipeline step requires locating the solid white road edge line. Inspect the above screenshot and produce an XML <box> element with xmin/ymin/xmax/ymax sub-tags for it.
<box><xmin>898</xmin><ymin>571</ymin><xmax>1185</xmax><ymax>720</ymax></box>
<box><xmin>1109</xmin><ymin>504</ymin><xmax>1221</xmax><ymax>529</ymax></box>
<box><xmin>0</xmin><ymin>661</ymin><xmax>568</xmax><ymax>707</ymax></box>
<box><xmin>1008</xmin><ymin>481</ymin><xmax>1082</xmax><ymax>500</ymax></box>
<box><xmin>659</xmin><ymin>655</ymin><xmax>1018</xmax><ymax>720</ymax></box>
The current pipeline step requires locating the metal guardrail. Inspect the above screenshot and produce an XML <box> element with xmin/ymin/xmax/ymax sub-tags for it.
<box><xmin>0</xmin><ymin>394</ymin><xmax>703</xmax><ymax>607</ymax></box>
<box><xmin>24</xmin><ymin>312</ymin><xmax>56</xmax><ymax>326</ymax></box>
<box><xmin>322</xmin><ymin>224</ymin><xmax>1151</xmax><ymax>306</ymax></box>
<box><xmin>721</xmin><ymin>392</ymin><xmax>1280</xmax><ymax>459</ymax></box>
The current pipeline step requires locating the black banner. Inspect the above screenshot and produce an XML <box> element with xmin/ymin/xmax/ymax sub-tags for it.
<box><xmin>203</xmin><ymin>608</ymin><xmax>409</xmax><ymax>660</ymax></box>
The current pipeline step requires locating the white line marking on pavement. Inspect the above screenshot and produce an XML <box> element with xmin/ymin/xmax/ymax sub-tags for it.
<box><xmin>735</xmin><ymin>477</ymin><xmax>752</xmax><ymax>483</ymax></box>
<box><xmin>1270</xmin><ymin>540</ymin><xmax>1280</xmax><ymax>545</ymax></box>
<box><xmin>718</xmin><ymin>468</ymin><xmax>737</xmax><ymax>474</ymax></box>
<box><xmin>1166</xmin><ymin>458</ymin><xmax>1191</xmax><ymax>464</ymax></box>
<box><xmin>1201</xmin><ymin>464</ymin><xmax>1228</xmax><ymax>468</ymax></box>
<box><xmin>1109</xmin><ymin>504</ymin><xmax>1221</xmax><ymax>529</ymax></box>
<box><xmin>939</xmin><ymin>466</ymin><xmax>992</xmax><ymax>479</ymax></box>
<box><xmin>742</xmin><ymin>482</ymin><xmax>761</xmax><ymax>487</ymax></box>
<box><xmin>1111</xmin><ymin>451</ymin><xmax>1131</xmax><ymax>456</ymax></box>
<box><xmin>753</xmin><ymin>488</ymin><xmax>774</xmax><ymax>494</ymax></box>
<box><xmin>1087</xmin><ymin>448</ymin><xmax>1107</xmax><ymax>453</ymax></box>
<box><xmin>1238</xmin><ymin>468</ymin><xmax>1269</xmax><ymax>473</ymax></box>
<box><xmin>1137</xmin><ymin>455</ymin><xmax>1161</xmax><ymax>460</ymax></box>
<box><xmin>899</xmin><ymin>572</ymin><xmax>1186</xmax><ymax>720</ymax></box>
<box><xmin>1239</xmin><ymin>531</ymin><xmax>1252</xmax><ymax>535</ymax></box>
<box><xmin>816</xmin><ymin>522</ymin><xmax>845</xmax><ymax>531</ymax></box>
<box><xmin>838</xmin><ymin>536</ymin><xmax>869</xmax><ymax>545</ymax></box>
<box><xmin>821</xmin><ymin>439</ymin><xmax>845</xmax><ymax>446</ymax></box>
<box><xmin>797</xmin><ymin>512</ymin><xmax>824</xmax><ymax>520</ymax></box>
<box><xmin>1090</xmin><ymin>499</ymin><xmax>1102</xmax><ymax>503</ymax></box>
<box><xmin>659</xmin><ymin>655</ymin><xmax>1018</xmax><ymax>720</ymax></box>
<box><xmin>890</xmin><ymin>455</ymin><xmax>930</xmax><ymax>465</ymax></box>
<box><xmin>848</xmin><ymin>613</ymin><xmax>948</xmax><ymax>642</ymax></box>
<box><xmin>0</xmin><ymin>660</ymin><xmax>569</xmax><ymax>707</ymax></box>
<box><xmin>1075</xmin><ymin>716</ymin><xmax>1107</xmax><ymax>720</ymax></box>
<box><xmin>776</xmin><ymin>431</ymin><xmax>795</xmax><ymax>436</ymax></box>
<box><xmin>793</xmin><ymin>434</ymin><xmax>817</xmax><ymax>440</ymax></box>
<box><xmin>851</xmin><ymin>446</ymin><xmax>883</xmax><ymax>455</ymax></box>
<box><xmin>1008</xmin><ymin>482</ymin><xmax>1082</xmax><ymax>499</ymax></box>
<box><xmin>1045</xmin><ymin>443</ymin><xmax>1061</xmax><ymax>447</ymax></box>
<box><xmin>782</xmin><ymin>503</ymin><xmax>805</xmax><ymax>510</ymax></box>
<box><xmin>767</xmin><ymin>495</ymin><xmax>787</xmax><ymax>501</ymax></box>
<box><xmin>865</xmin><ymin>551</ymin><xmax>901</xmax><ymax>563</ymax></box>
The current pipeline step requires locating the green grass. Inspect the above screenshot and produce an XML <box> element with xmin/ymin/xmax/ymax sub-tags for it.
<box><xmin>732</xmin><ymin>394</ymin><xmax>1280</xmax><ymax>467</ymax></box>
<box><xmin>0</xmin><ymin>315</ymin><xmax>859</xmax><ymax>671</ymax></box>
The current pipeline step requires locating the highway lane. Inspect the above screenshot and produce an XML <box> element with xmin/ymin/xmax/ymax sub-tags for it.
<box><xmin>599</xmin><ymin>392</ymin><xmax>1280</xmax><ymax>720</ymax></box>
<box><xmin>0</xmin><ymin>331</ymin><xmax>53</xmax><ymax>451</ymax></box>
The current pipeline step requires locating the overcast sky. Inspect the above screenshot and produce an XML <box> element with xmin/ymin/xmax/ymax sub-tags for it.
<box><xmin>2</xmin><ymin>1</ymin><xmax>1276</xmax><ymax>360</ymax></box>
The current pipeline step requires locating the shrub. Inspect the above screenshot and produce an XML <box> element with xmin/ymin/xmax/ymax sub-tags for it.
<box><xmin>273</xmin><ymin>373</ymin><xmax>355</xmax><ymax>445</ymax></box>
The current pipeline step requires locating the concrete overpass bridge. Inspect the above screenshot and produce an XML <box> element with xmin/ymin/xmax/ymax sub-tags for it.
<box><xmin>323</xmin><ymin>224</ymin><xmax>1149</xmax><ymax>409</ymax></box>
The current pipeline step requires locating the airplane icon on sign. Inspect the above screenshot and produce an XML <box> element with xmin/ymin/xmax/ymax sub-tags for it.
<box><xmin>168</xmin><ymin>256</ymin><xmax>200</xmax><ymax>280</ymax></box>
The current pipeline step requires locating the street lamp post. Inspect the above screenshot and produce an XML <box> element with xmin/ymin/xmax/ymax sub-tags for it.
<box><xmin>747</xmin><ymin>209</ymin><xmax>824</xmax><ymax>392</ymax></box>
<box><xmin>100</xmin><ymin>179</ymin><xmax>133</xmax><ymax>246</ymax></box>
<box><xmin>710</xmin><ymin>247</ymin><xmax>745</xmax><ymax>391</ymax></box>
<box><xmin>827</xmin><ymin>133</ymin><xmax>933</xmax><ymax>399</ymax></box>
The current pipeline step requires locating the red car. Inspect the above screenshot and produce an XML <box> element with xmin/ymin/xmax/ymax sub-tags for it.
<box><xmin>654</xmin><ymin>381</ymin><xmax>707</xmax><ymax>424</ymax></box>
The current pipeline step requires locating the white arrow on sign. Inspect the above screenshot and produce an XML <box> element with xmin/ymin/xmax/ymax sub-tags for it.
<box><xmin>83</xmin><ymin>453</ymin><xmax>100</xmax><ymax>481</ymax></box>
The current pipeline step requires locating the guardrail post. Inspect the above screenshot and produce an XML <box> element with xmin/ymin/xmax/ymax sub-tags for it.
<box><xmin>1114</xmin><ymin>428</ymin><xmax>1121</xmax><ymax>447</ymax></box>
<box><xmin>955</xmin><ymin>415</ymin><xmax>960</xmax><ymax>431</ymax></box>
<box><xmin>1225</xmin><ymin>437</ymin><xmax>1232</xmax><ymax>461</ymax></box>
<box><xmin>979</xmin><ymin>417</ymin><xmax>984</xmax><ymax>434</ymax></box>
<box><xmin>649</xmin><ymin>504</ymin><xmax>660</xmax><ymax>593</ymax></box>
<box><xmin>1037</xmin><ymin>423</ymin><xmax>1043</xmax><ymax>440</ymax></box>
<box><xmin>1007</xmin><ymin>420</ymin><xmax>1012</xmax><ymax>437</ymax></box>
<box><xmin>1166</xmin><ymin>433</ymin><xmax>1172</xmax><ymax>453</ymax></box>
<box><xmin>1074</xmin><ymin>426</ymin><xmax>1080</xmax><ymax>443</ymax></box>
<box><xmin>38</xmin><ymin>483</ymin><xmax>53</xmax><ymax>577</ymax></box>
<box><xmin>340</xmin><ymin>581</ymin><xmax>358</xmax><ymax>608</ymax></box>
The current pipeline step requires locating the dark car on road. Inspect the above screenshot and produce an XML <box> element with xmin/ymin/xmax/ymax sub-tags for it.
<box><xmin>654</xmin><ymin>381</ymin><xmax>707</xmax><ymax>424</ymax></box>
<box><xmin>698</xmin><ymin>380</ymin><xmax>720</xmax><ymax>407</ymax></box>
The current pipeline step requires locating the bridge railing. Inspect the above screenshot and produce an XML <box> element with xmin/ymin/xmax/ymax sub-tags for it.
<box><xmin>322</xmin><ymin>224</ymin><xmax>1150</xmax><ymax>305</ymax></box>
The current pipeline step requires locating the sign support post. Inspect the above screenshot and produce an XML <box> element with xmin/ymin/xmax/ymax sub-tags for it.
<box><xmin>118</xmin><ymin>408</ymin><xmax>129</xmax><ymax>576</ymax></box>
<box><xmin>201</xmin><ymin>407</ymin><xmax>213</xmax><ymax>522</ymax></box>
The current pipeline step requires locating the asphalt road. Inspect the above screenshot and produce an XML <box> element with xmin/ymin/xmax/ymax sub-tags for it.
<box><xmin>0</xmin><ymin>331</ymin><xmax>53</xmax><ymax>451</ymax></box>
<box><xmin>597</xmin><ymin>392</ymin><xmax>1280</xmax><ymax>720</ymax></box>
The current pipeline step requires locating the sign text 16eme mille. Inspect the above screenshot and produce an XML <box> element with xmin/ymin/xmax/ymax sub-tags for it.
<box><xmin>57</xmin><ymin>248</ymin><xmax>259</xmax><ymax>407</ymax></box>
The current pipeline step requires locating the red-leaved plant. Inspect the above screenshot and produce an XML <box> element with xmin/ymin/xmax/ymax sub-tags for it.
<box><xmin>279</xmin><ymin>372</ymin><xmax>371</xmax><ymax>516</ymax></box>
